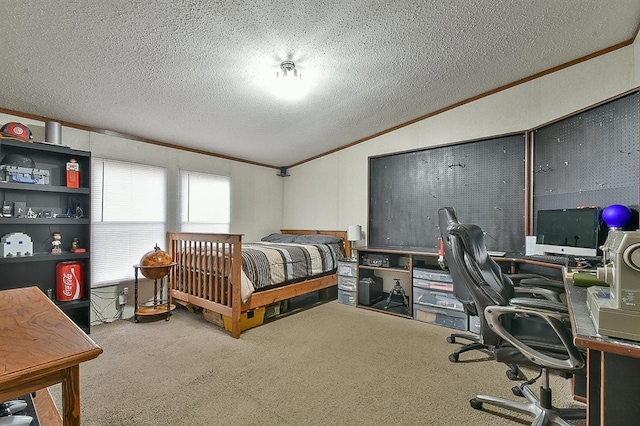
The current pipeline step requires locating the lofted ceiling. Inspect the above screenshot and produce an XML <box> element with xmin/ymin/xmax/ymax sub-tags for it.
<box><xmin>0</xmin><ymin>1</ymin><xmax>639</xmax><ymax>168</ymax></box>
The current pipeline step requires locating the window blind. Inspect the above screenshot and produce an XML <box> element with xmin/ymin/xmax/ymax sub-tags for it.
<box><xmin>91</xmin><ymin>159</ymin><xmax>167</xmax><ymax>286</ymax></box>
<box><xmin>180</xmin><ymin>170</ymin><xmax>230</xmax><ymax>233</ymax></box>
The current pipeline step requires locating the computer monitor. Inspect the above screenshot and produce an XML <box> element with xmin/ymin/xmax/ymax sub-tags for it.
<box><xmin>534</xmin><ymin>207</ymin><xmax>604</xmax><ymax>257</ymax></box>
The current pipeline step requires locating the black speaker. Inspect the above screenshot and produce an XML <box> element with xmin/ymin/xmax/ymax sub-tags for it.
<box><xmin>358</xmin><ymin>276</ymin><xmax>383</xmax><ymax>306</ymax></box>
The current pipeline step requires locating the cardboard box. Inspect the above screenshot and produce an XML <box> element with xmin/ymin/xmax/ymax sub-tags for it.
<box><xmin>203</xmin><ymin>309</ymin><xmax>224</xmax><ymax>328</ymax></box>
<box><xmin>265</xmin><ymin>303</ymin><xmax>281</xmax><ymax>319</ymax></box>
<box><xmin>223</xmin><ymin>307</ymin><xmax>266</xmax><ymax>332</ymax></box>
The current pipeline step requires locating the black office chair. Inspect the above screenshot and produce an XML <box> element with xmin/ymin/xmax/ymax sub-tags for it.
<box><xmin>437</xmin><ymin>207</ymin><xmax>565</xmax><ymax>371</ymax></box>
<box><xmin>446</xmin><ymin>221</ymin><xmax>585</xmax><ymax>425</ymax></box>
<box><xmin>437</xmin><ymin>207</ymin><xmax>497</xmax><ymax>364</ymax></box>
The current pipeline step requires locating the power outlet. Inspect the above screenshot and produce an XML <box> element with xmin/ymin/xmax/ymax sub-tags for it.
<box><xmin>122</xmin><ymin>287</ymin><xmax>129</xmax><ymax>295</ymax></box>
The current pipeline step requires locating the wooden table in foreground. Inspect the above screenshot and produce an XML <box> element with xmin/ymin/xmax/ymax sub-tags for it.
<box><xmin>0</xmin><ymin>286</ymin><xmax>103</xmax><ymax>426</ymax></box>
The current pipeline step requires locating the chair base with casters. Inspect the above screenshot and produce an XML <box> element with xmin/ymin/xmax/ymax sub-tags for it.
<box><xmin>468</xmin><ymin>300</ymin><xmax>586</xmax><ymax>425</ymax></box>
<box><xmin>447</xmin><ymin>332</ymin><xmax>488</xmax><ymax>362</ymax></box>
<box><xmin>447</xmin><ymin>332</ymin><xmax>521</xmax><ymax>380</ymax></box>
<box><xmin>447</xmin><ymin>332</ymin><xmax>484</xmax><ymax>361</ymax></box>
<box><xmin>470</xmin><ymin>368</ymin><xmax>585</xmax><ymax>426</ymax></box>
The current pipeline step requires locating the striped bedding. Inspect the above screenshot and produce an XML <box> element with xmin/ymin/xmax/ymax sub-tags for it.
<box><xmin>242</xmin><ymin>241</ymin><xmax>345</xmax><ymax>291</ymax></box>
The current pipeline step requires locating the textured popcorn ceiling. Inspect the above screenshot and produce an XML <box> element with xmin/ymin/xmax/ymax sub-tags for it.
<box><xmin>0</xmin><ymin>1</ymin><xmax>638</xmax><ymax>167</ymax></box>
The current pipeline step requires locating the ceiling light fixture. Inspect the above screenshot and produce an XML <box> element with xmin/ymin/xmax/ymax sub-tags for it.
<box><xmin>275</xmin><ymin>60</ymin><xmax>304</xmax><ymax>100</ymax></box>
<box><xmin>278</xmin><ymin>61</ymin><xmax>300</xmax><ymax>80</ymax></box>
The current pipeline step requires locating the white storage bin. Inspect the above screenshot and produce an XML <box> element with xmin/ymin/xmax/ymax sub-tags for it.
<box><xmin>413</xmin><ymin>277</ymin><xmax>454</xmax><ymax>292</ymax></box>
<box><xmin>413</xmin><ymin>286</ymin><xmax>464</xmax><ymax>312</ymax></box>
<box><xmin>468</xmin><ymin>315</ymin><xmax>481</xmax><ymax>334</ymax></box>
<box><xmin>338</xmin><ymin>260</ymin><xmax>357</xmax><ymax>277</ymax></box>
<box><xmin>413</xmin><ymin>268</ymin><xmax>452</xmax><ymax>282</ymax></box>
<box><xmin>338</xmin><ymin>289</ymin><xmax>356</xmax><ymax>306</ymax></box>
<box><xmin>338</xmin><ymin>276</ymin><xmax>357</xmax><ymax>292</ymax></box>
<box><xmin>413</xmin><ymin>304</ymin><xmax>468</xmax><ymax>331</ymax></box>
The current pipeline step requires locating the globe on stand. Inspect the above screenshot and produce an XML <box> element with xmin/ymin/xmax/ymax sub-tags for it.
<box><xmin>139</xmin><ymin>244</ymin><xmax>172</xmax><ymax>280</ymax></box>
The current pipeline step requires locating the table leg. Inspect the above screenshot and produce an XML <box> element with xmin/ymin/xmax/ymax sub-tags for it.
<box><xmin>134</xmin><ymin>268</ymin><xmax>139</xmax><ymax>323</ymax></box>
<box><xmin>62</xmin><ymin>365</ymin><xmax>80</xmax><ymax>426</ymax></box>
<box><xmin>165</xmin><ymin>276</ymin><xmax>171</xmax><ymax>320</ymax></box>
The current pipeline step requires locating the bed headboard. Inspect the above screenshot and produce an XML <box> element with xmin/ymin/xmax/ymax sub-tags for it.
<box><xmin>280</xmin><ymin>229</ymin><xmax>351</xmax><ymax>259</ymax></box>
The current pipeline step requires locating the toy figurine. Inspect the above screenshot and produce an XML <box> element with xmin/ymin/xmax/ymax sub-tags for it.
<box><xmin>70</xmin><ymin>237</ymin><xmax>86</xmax><ymax>253</ymax></box>
<box><xmin>74</xmin><ymin>203</ymin><xmax>84</xmax><ymax>219</ymax></box>
<box><xmin>51</xmin><ymin>232</ymin><xmax>62</xmax><ymax>254</ymax></box>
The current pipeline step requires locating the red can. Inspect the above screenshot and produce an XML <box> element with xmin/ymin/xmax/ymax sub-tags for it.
<box><xmin>56</xmin><ymin>261</ymin><xmax>84</xmax><ymax>301</ymax></box>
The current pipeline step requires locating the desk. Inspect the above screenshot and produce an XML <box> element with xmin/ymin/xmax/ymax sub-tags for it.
<box><xmin>563</xmin><ymin>270</ymin><xmax>640</xmax><ymax>426</ymax></box>
<box><xmin>0</xmin><ymin>287</ymin><xmax>103</xmax><ymax>426</ymax></box>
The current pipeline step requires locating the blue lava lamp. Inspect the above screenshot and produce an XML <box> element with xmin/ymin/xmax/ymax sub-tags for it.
<box><xmin>602</xmin><ymin>204</ymin><xmax>633</xmax><ymax>230</ymax></box>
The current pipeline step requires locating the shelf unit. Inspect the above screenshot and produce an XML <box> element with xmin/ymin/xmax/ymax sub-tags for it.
<box><xmin>0</xmin><ymin>139</ymin><xmax>91</xmax><ymax>333</ymax></box>
<box><xmin>354</xmin><ymin>247</ymin><xmax>568</xmax><ymax>333</ymax></box>
<box><xmin>355</xmin><ymin>247</ymin><xmax>430</xmax><ymax>318</ymax></box>
<box><xmin>355</xmin><ymin>247</ymin><xmax>471</xmax><ymax>330</ymax></box>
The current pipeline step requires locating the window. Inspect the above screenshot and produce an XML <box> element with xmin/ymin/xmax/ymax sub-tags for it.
<box><xmin>180</xmin><ymin>170</ymin><xmax>230</xmax><ymax>233</ymax></box>
<box><xmin>91</xmin><ymin>159</ymin><xmax>166</xmax><ymax>286</ymax></box>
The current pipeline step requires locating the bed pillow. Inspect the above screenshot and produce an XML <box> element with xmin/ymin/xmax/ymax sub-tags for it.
<box><xmin>294</xmin><ymin>234</ymin><xmax>344</xmax><ymax>244</ymax></box>
<box><xmin>260</xmin><ymin>233</ymin><xmax>297</xmax><ymax>243</ymax></box>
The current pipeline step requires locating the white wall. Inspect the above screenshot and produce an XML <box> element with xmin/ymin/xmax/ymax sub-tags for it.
<box><xmin>283</xmin><ymin>42</ymin><xmax>639</xmax><ymax>249</ymax></box>
<box><xmin>0</xmin><ymin>114</ymin><xmax>284</xmax><ymax>323</ymax></box>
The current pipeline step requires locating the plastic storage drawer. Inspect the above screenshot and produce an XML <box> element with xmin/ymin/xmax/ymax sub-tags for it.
<box><xmin>412</xmin><ymin>268</ymin><xmax>452</xmax><ymax>282</ymax></box>
<box><xmin>413</xmin><ymin>304</ymin><xmax>468</xmax><ymax>331</ymax></box>
<box><xmin>413</xmin><ymin>277</ymin><xmax>454</xmax><ymax>292</ymax></box>
<box><xmin>413</xmin><ymin>287</ymin><xmax>464</xmax><ymax>312</ymax></box>
<box><xmin>338</xmin><ymin>289</ymin><xmax>356</xmax><ymax>306</ymax></box>
<box><xmin>338</xmin><ymin>260</ymin><xmax>358</xmax><ymax>277</ymax></box>
<box><xmin>468</xmin><ymin>315</ymin><xmax>481</xmax><ymax>334</ymax></box>
<box><xmin>338</xmin><ymin>276</ymin><xmax>357</xmax><ymax>292</ymax></box>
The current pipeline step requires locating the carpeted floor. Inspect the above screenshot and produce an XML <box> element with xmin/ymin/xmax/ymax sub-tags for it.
<box><xmin>51</xmin><ymin>301</ymin><xmax>585</xmax><ymax>425</ymax></box>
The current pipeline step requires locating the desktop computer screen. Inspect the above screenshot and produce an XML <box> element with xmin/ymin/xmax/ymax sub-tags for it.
<box><xmin>535</xmin><ymin>207</ymin><xmax>603</xmax><ymax>257</ymax></box>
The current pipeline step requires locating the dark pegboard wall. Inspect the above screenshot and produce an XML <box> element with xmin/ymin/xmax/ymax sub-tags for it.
<box><xmin>369</xmin><ymin>134</ymin><xmax>526</xmax><ymax>252</ymax></box>
<box><xmin>533</xmin><ymin>92</ymin><xmax>639</xmax><ymax>217</ymax></box>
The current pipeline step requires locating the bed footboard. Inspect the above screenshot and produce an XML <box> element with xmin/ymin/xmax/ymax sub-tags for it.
<box><xmin>169</xmin><ymin>232</ymin><xmax>244</xmax><ymax>338</ymax></box>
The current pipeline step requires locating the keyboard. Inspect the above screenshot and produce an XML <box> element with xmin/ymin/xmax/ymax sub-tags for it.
<box><xmin>524</xmin><ymin>254</ymin><xmax>577</xmax><ymax>266</ymax></box>
<box><xmin>487</xmin><ymin>251</ymin><xmax>506</xmax><ymax>257</ymax></box>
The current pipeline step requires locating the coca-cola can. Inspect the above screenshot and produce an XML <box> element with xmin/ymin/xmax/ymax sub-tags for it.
<box><xmin>56</xmin><ymin>261</ymin><xmax>84</xmax><ymax>301</ymax></box>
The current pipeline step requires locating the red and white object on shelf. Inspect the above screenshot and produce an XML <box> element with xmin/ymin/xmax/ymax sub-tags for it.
<box><xmin>66</xmin><ymin>158</ymin><xmax>80</xmax><ymax>188</ymax></box>
<box><xmin>56</xmin><ymin>261</ymin><xmax>84</xmax><ymax>301</ymax></box>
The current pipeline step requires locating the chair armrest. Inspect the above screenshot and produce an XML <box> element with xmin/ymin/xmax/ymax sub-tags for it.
<box><xmin>510</xmin><ymin>273</ymin><xmax>544</xmax><ymax>281</ymax></box>
<box><xmin>509</xmin><ymin>297</ymin><xmax>568</xmax><ymax>314</ymax></box>
<box><xmin>483</xmin><ymin>303</ymin><xmax>583</xmax><ymax>371</ymax></box>
<box><xmin>514</xmin><ymin>275</ymin><xmax>565</xmax><ymax>291</ymax></box>
<box><xmin>513</xmin><ymin>286</ymin><xmax>564</xmax><ymax>303</ymax></box>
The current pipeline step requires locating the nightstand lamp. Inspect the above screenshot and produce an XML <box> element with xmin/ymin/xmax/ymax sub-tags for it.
<box><xmin>347</xmin><ymin>225</ymin><xmax>362</xmax><ymax>260</ymax></box>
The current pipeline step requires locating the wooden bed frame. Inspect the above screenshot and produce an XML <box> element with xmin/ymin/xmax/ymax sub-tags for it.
<box><xmin>168</xmin><ymin>229</ymin><xmax>350</xmax><ymax>338</ymax></box>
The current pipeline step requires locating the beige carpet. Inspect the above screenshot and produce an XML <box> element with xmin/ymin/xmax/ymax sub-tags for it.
<box><xmin>51</xmin><ymin>301</ymin><xmax>585</xmax><ymax>425</ymax></box>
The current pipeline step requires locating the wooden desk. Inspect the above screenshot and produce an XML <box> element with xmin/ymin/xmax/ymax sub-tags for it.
<box><xmin>563</xmin><ymin>270</ymin><xmax>640</xmax><ymax>426</ymax></box>
<box><xmin>0</xmin><ymin>287</ymin><xmax>103</xmax><ymax>426</ymax></box>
